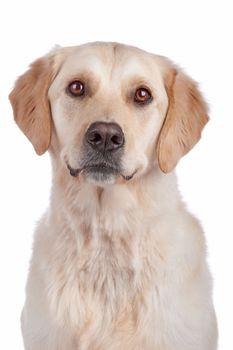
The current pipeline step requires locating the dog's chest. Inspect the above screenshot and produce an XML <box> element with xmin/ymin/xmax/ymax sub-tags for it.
<box><xmin>39</xmin><ymin>192</ymin><xmax>209</xmax><ymax>349</ymax></box>
<box><xmin>47</xmin><ymin>212</ymin><xmax>158</xmax><ymax>335</ymax></box>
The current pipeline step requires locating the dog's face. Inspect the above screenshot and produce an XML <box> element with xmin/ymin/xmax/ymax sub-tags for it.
<box><xmin>9</xmin><ymin>42</ymin><xmax>209</xmax><ymax>184</ymax></box>
<box><xmin>48</xmin><ymin>43</ymin><xmax>169</xmax><ymax>184</ymax></box>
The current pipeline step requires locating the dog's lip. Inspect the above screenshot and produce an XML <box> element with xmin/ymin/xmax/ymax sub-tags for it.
<box><xmin>67</xmin><ymin>163</ymin><xmax>137</xmax><ymax>181</ymax></box>
<box><xmin>121</xmin><ymin>169</ymin><xmax>137</xmax><ymax>181</ymax></box>
<box><xmin>67</xmin><ymin>163</ymin><xmax>118</xmax><ymax>177</ymax></box>
<box><xmin>67</xmin><ymin>164</ymin><xmax>81</xmax><ymax>177</ymax></box>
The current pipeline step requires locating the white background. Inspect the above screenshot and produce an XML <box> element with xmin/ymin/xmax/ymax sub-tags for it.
<box><xmin>0</xmin><ymin>0</ymin><xmax>232</xmax><ymax>349</ymax></box>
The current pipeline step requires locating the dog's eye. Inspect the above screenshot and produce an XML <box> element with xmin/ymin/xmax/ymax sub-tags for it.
<box><xmin>134</xmin><ymin>87</ymin><xmax>152</xmax><ymax>105</ymax></box>
<box><xmin>67</xmin><ymin>81</ymin><xmax>85</xmax><ymax>97</ymax></box>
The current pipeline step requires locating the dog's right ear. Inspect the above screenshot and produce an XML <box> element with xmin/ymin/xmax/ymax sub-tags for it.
<box><xmin>9</xmin><ymin>56</ymin><xmax>57</xmax><ymax>155</ymax></box>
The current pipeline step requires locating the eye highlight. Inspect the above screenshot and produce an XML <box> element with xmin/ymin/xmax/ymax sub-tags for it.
<box><xmin>67</xmin><ymin>81</ymin><xmax>85</xmax><ymax>97</ymax></box>
<box><xmin>134</xmin><ymin>87</ymin><xmax>152</xmax><ymax>105</ymax></box>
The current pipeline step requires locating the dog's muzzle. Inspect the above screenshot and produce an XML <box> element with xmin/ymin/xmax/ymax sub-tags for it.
<box><xmin>67</xmin><ymin>122</ymin><xmax>125</xmax><ymax>182</ymax></box>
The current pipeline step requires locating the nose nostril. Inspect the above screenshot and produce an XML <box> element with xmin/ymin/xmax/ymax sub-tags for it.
<box><xmin>111</xmin><ymin>134</ymin><xmax>122</xmax><ymax>146</ymax></box>
<box><xmin>89</xmin><ymin>132</ymin><xmax>102</xmax><ymax>144</ymax></box>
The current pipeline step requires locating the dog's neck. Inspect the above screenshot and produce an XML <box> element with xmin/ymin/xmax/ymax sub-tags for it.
<box><xmin>49</xmin><ymin>159</ymin><xmax>180</xmax><ymax>238</ymax></box>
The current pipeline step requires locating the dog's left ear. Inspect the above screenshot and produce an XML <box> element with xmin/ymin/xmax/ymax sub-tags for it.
<box><xmin>157</xmin><ymin>68</ymin><xmax>209</xmax><ymax>173</ymax></box>
<box><xmin>9</xmin><ymin>56</ymin><xmax>56</xmax><ymax>155</ymax></box>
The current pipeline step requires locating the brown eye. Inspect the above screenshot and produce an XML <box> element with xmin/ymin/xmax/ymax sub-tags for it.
<box><xmin>134</xmin><ymin>87</ymin><xmax>152</xmax><ymax>104</ymax></box>
<box><xmin>67</xmin><ymin>81</ymin><xmax>85</xmax><ymax>97</ymax></box>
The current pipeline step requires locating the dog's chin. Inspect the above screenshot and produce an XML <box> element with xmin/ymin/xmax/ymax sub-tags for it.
<box><xmin>83</xmin><ymin>166</ymin><xmax>119</xmax><ymax>185</ymax></box>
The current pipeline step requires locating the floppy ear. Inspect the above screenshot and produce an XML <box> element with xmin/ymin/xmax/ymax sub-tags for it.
<box><xmin>157</xmin><ymin>68</ymin><xmax>209</xmax><ymax>173</ymax></box>
<box><xmin>9</xmin><ymin>56</ymin><xmax>55</xmax><ymax>155</ymax></box>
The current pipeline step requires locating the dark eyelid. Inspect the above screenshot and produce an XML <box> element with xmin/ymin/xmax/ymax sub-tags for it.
<box><xmin>135</xmin><ymin>97</ymin><xmax>153</xmax><ymax>106</ymax></box>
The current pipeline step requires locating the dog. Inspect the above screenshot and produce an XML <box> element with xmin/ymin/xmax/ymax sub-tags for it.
<box><xmin>9</xmin><ymin>42</ymin><xmax>217</xmax><ymax>350</ymax></box>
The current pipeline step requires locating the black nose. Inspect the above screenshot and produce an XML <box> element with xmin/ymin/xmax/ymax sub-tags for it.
<box><xmin>85</xmin><ymin>122</ymin><xmax>124</xmax><ymax>152</ymax></box>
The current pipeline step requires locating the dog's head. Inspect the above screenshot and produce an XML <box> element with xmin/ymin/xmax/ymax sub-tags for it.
<box><xmin>9</xmin><ymin>43</ymin><xmax>209</xmax><ymax>185</ymax></box>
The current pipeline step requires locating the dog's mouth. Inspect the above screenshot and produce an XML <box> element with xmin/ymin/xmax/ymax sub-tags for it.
<box><xmin>67</xmin><ymin>163</ymin><xmax>136</xmax><ymax>182</ymax></box>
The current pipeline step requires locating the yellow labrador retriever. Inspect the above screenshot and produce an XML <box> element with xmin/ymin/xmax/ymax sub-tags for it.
<box><xmin>9</xmin><ymin>42</ymin><xmax>217</xmax><ymax>350</ymax></box>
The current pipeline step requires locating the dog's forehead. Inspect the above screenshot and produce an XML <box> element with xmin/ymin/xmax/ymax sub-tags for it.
<box><xmin>56</xmin><ymin>43</ymin><xmax>164</xmax><ymax>83</ymax></box>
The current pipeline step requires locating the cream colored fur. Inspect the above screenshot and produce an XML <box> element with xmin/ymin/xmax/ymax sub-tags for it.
<box><xmin>9</xmin><ymin>42</ymin><xmax>217</xmax><ymax>350</ymax></box>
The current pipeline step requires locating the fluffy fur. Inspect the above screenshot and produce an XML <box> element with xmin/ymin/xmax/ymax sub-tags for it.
<box><xmin>9</xmin><ymin>42</ymin><xmax>217</xmax><ymax>350</ymax></box>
